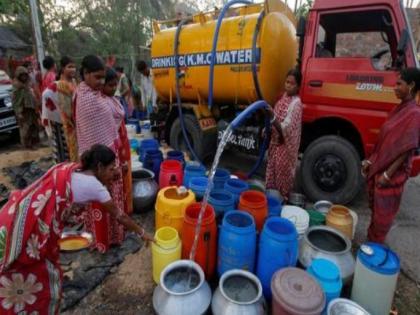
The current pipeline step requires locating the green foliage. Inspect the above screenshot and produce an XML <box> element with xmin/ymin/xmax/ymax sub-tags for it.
<box><xmin>295</xmin><ymin>0</ymin><xmax>313</xmax><ymax>19</ymax></box>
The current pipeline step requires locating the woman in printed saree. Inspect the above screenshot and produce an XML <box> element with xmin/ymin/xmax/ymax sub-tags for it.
<box><xmin>266</xmin><ymin>68</ymin><xmax>303</xmax><ymax>200</ymax></box>
<box><xmin>0</xmin><ymin>144</ymin><xmax>153</xmax><ymax>315</ymax></box>
<box><xmin>41</xmin><ymin>56</ymin><xmax>78</xmax><ymax>162</ymax></box>
<box><xmin>362</xmin><ymin>68</ymin><xmax>420</xmax><ymax>243</ymax></box>
<box><xmin>74</xmin><ymin>55</ymin><xmax>125</xmax><ymax>252</ymax></box>
<box><xmin>103</xmin><ymin>68</ymin><xmax>133</xmax><ymax>215</ymax></box>
<box><xmin>11</xmin><ymin>66</ymin><xmax>40</xmax><ymax>149</ymax></box>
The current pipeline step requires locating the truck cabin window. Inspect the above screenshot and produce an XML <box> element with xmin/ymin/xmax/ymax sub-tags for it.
<box><xmin>315</xmin><ymin>9</ymin><xmax>397</xmax><ymax>71</ymax></box>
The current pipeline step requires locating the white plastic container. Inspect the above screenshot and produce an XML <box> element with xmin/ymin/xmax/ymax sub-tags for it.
<box><xmin>351</xmin><ymin>243</ymin><xmax>400</xmax><ymax>315</ymax></box>
<box><xmin>126</xmin><ymin>124</ymin><xmax>137</xmax><ymax>139</ymax></box>
<box><xmin>281</xmin><ymin>205</ymin><xmax>309</xmax><ymax>240</ymax></box>
<box><xmin>140</xmin><ymin>120</ymin><xmax>153</xmax><ymax>139</ymax></box>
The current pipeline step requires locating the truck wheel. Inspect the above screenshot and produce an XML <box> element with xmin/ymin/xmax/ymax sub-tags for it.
<box><xmin>300</xmin><ymin>135</ymin><xmax>362</xmax><ymax>204</ymax></box>
<box><xmin>170</xmin><ymin>114</ymin><xmax>216</xmax><ymax>161</ymax></box>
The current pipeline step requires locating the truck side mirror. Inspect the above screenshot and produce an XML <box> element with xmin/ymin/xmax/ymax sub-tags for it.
<box><xmin>395</xmin><ymin>29</ymin><xmax>408</xmax><ymax>69</ymax></box>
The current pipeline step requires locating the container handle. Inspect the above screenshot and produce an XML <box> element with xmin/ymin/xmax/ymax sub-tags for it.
<box><xmin>377</xmin><ymin>247</ymin><xmax>390</xmax><ymax>267</ymax></box>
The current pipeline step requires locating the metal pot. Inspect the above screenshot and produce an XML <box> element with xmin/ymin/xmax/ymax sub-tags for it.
<box><xmin>212</xmin><ymin>269</ymin><xmax>266</xmax><ymax>315</ymax></box>
<box><xmin>313</xmin><ymin>200</ymin><xmax>333</xmax><ymax>215</ymax></box>
<box><xmin>327</xmin><ymin>298</ymin><xmax>370</xmax><ymax>315</ymax></box>
<box><xmin>299</xmin><ymin>226</ymin><xmax>355</xmax><ymax>283</ymax></box>
<box><xmin>132</xmin><ymin>168</ymin><xmax>158</xmax><ymax>213</ymax></box>
<box><xmin>153</xmin><ymin>260</ymin><xmax>212</xmax><ymax>315</ymax></box>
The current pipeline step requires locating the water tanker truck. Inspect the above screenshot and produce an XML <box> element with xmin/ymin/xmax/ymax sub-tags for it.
<box><xmin>151</xmin><ymin>0</ymin><xmax>419</xmax><ymax>204</ymax></box>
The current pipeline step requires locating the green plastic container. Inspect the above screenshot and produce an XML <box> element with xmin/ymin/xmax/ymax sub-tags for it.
<box><xmin>307</xmin><ymin>209</ymin><xmax>326</xmax><ymax>226</ymax></box>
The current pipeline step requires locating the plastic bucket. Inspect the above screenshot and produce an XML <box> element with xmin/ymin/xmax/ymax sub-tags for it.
<box><xmin>152</xmin><ymin>227</ymin><xmax>182</xmax><ymax>284</ymax></box>
<box><xmin>208</xmin><ymin>189</ymin><xmax>235</xmax><ymax>221</ymax></box>
<box><xmin>213</xmin><ymin>168</ymin><xmax>231</xmax><ymax>189</ymax></box>
<box><xmin>166</xmin><ymin>150</ymin><xmax>185</xmax><ymax>168</ymax></box>
<box><xmin>308</xmin><ymin>209</ymin><xmax>326</xmax><ymax>226</ymax></box>
<box><xmin>183</xmin><ymin>163</ymin><xmax>207</xmax><ymax>188</ymax></box>
<box><xmin>138</xmin><ymin>139</ymin><xmax>159</xmax><ymax>162</ymax></box>
<box><xmin>281</xmin><ymin>205</ymin><xmax>310</xmax><ymax>239</ymax></box>
<box><xmin>218</xmin><ymin>211</ymin><xmax>257</xmax><ymax>276</ymax></box>
<box><xmin>267</xmin><ymin>195</ymin><xmax>282</xmax><ymax>217</ymax></box>
<box><xmin>144</xmin><ymin>149</ymin><xmax>163</xmax><ymax>181</ymax></box>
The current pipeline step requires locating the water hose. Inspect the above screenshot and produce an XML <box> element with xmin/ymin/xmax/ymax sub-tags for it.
<box><xmin>174</xmin><ymin>19</ymin><xmax>203</xmax><ymax>165</ymax></box>
<box><xmin>208</xmin><ymin>0</ymin><xmax>252</xmax><ymax>109</ymax></box>
<box><xmin>251</xmin><ymin>10</ymin><xmax>265</xmax><ymax>100</ymax></box>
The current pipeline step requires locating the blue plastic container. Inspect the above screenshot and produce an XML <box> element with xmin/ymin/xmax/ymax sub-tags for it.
<box><xmin>189</xmin><ymin>177</ymin><xmax>209</xmax><ymax>201</ymax></box>
<box><xmin>307</xmin><ymin>259</ymin><xmax>342</xmax><ymax>314</ymax></box>
<box><xmin>213</xmin><ymin>168</ymin><xmax>231</xmax><ymax>189</ymax></box>
<box><xmin>218</xmin><ymin>211</ymin><xmax>257</xmax><ymax>277</ymax></box>
<box><xmin>208</xmin><ymin>189</ymin><xmax>235</xmax><ymax>219</ymax></box>
<box><xmin>224</xmin><ymin>178</ymin><xmax>249</xmax><ymax>207</ymax></box>
<box><xmin>138</xmin><ymin>139</ymin><xmax>159</xmax><ymax>162</ymax></box>
<box><xmin>267</xmin><ymin>195</ymin><xmax>282</xmax><ymax>217</ymax></box>
<box><xmin>126</xmin><ymin>118</ymin><xmax>141</xmax><ymax>133</ymax></box>
<box><xmin>256</xmin><ymin>217</ymin><xmax>298</xmax><ymax>299</ymax></box>
<box><xmin>183</xmin><ymin>163</ymin><xmax>207</xmax><ymax>188</ymax></box>
<box><xmin>143</xmin><ymin>149</ymin><xmax>163</xmax><ymax>181</ymax></box>
<box><xmin>166</xmin><ymin>150</ymin><xmax>185</xmax><ymax>168</ymax></box>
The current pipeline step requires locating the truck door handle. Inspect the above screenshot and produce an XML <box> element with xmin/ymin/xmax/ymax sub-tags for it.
<box><xmin>309</xmin><ymin>80</ymin><xmax>323</xmax><ymax>87</ymax></box>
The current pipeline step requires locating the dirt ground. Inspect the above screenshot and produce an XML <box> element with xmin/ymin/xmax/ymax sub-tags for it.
<box><xmin>1</xmin><ymin>142</ymin><xmax>419</xmax><ymax>315</ymax></box>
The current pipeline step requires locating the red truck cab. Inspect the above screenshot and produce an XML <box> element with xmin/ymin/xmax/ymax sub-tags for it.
<box><xmin>298</xmin><ymin>0</ymin><xmax>419</xmax><ymax>203</ymax></box>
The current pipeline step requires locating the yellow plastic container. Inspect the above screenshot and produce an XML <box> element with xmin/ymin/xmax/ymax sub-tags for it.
<box><xmin>151</xmin><ymin>1</ymin><xmax>297</xmax><ymax>106</ymax></box>
<box><xmin>152</xmin><ymin>227</ymin><xmax>182</xmax><ymax>284</ymax></box>
<box><xmin>155</xmin><ymin>186</ymin><xmax>196</xmax><ymax>235</ymax></box>
<box><xmin>326</xmin><ymin>205</ymin><xmax>354</xmax><ymax>240</ymax></box>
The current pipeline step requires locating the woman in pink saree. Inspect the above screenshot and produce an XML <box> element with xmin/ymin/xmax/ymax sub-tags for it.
<box><xmin>266</xmin><ymin>69</ymin><xmax>303</xmax><ymax>200</ymax></box>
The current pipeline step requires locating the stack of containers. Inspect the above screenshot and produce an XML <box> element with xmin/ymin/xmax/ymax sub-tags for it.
<box><xmin>281</xmin><ymin>205</ymin><xmax>310</xmax><ymax>241</ymax></box>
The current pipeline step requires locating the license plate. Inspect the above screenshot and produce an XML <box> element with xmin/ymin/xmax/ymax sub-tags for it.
<box><xmin>0</xmin><ymin>116</ymin><xmax>16</xmax><ymax>128</ymax></box>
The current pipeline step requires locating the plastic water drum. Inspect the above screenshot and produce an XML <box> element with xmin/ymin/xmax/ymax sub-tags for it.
<box><xmin>155</xmin><ymin>186</ymin><xmax>196</xmax><ymax>235</ymax></box>
<box><xmin>189</xmin><ymin>176</ymin><xmax>209</xmax><ymax>201</ymax></box>
<box><xmin>224</xmin><ymin>178</ymin><xmax>249</xmax><ymax>206</ymax></box>
<box><xmin>182</xmin><ymin>202</ymin><xmax>217</xmax><ymax>279</ymax></box>
<box><xmin>213</xmin><ymin>168</ymin><xmax>231</xmax><ymax>189</ymax></box>
<box><xmin>307</xmin><ymin>259</ymin><xmax>342</xmax><ymax>314</ymax></box>
<box><xmin>166</xmin><ymin>150</ymin><xmax>185</xmax><ymax>168</ymax></box>
<box><xmin>267</xmin><ymin>195</ymin><xmax>282</xmax><ymax>217</ymax></box>
<box><xmin>281</xmin><ymin>205</ymin><xmax>309</xmax><ymax>240</ymax></box>
<box><xmin>144</xmin><ymin>149</ymin><xmax>163</xmax><ymax>181</ymax></box>
<box><xmin>256</xmin><ymin>217</ymin><xmax>298</xmax><ymax>299</ymax></box>
<box><xmin>218</xmin><ymin>211</ymin><xmax>257</xmax><ymax>276</ymax></box>
<box><xmin>159</xmin><ymin>160</ymin><xmax>183</xmax><ymax>189</ymax></box>
<box><xmin>351</xmin><ymin>243</ymin><xmax>400</xmax><ymax>315</ymax></box>
<box><xmin>183</xmin><ymin>163</ymin><xmax>207</xmax><ymax>188</ymax></box>
<box><xmin>138</xmin><ymin>139</ymin><xmax>159</xmax><ymax>162</ymax></box>
<box><xmin>272</xmin><ymin>267</ymin><xmax>325</xmax><ymax>315</ymax></box>
<box><xmin>152</xmin><ymin>227</ymin><xmax>181</xmax><ymax>284</ymax></box>
<box><xmin>208</xmin><ymin>189</ymin><xmax>235</xmax><ymax>220</ymax></box>
<box><xmin>238</xmin><ymin>190</ymin><xmax>268</xmax><ymax>232</ymax></box>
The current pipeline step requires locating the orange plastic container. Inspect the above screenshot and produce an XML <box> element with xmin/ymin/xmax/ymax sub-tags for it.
<box><xmin>326</xmin><ymin>205</ymin><xmax>353</xmax><ymax>240</ymax></box>
<box><xmin>238</xmin><ymin>190</ymin><xmax>268</xmax><ymax>232</ymax></box>
<box><xmin>182</xmin><ymin>202</ymin><xmax>217</xmax><ymax>279</ymax></box>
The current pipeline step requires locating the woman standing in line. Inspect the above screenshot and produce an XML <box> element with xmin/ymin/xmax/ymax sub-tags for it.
<box><xmin>74</xmin><ymin>55</ymin><xmax>125</xmax><ymax>252</ymax></box>
<box><xmin>41</xmin><ymin>56</ymin><xmax>78</xmax><ymax>162</ymax></box>
<box><xmin>362</xmin><ymin>68</ymin><xmax>420</xmax><ymax>243</ymax></box>
<box><xmin>265</xmin><ymin>68</ymin><xmax>303</xmax><ymax>200</ymax></box>
<box><xmin>0</xmin><ymin>144</ymin><xmax>153</xmax><ymax>314</ymax></box>
<box><xmin>11</xmin><ymin>66</ymin><xmax>40</xmax><ymax>149</ymax></box>
<box><xmin>103</xmin><ymin>68</ymin><xmax>133</xmax><ymax>215</ymax></box>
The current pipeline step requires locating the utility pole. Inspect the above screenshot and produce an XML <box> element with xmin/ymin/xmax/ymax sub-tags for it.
<box><xmin>29</xmin><ymin>0</ymin><xmax>45</xmax><ymax>75</ymax></box>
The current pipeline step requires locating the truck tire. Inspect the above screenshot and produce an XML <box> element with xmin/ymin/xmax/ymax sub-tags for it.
<box><xmin>169</xmin><ymin>114</ymin><xmax>216</xmax><ymax>161</ymax></box>
<box><xmin>300</xmin><ymin>135</ymin><xmax>362</xmax><ymax>204</ymax></box>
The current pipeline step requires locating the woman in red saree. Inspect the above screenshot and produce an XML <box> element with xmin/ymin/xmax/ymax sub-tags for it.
<box><xmin>362</xmin><ymin>68</ymin><xmax>420</xmax><ymax>243</ymax></box>
<box><xmin>0</xmin><ymin>144</ymin><xmax>153</xmax><ymax>314</ymax></box>
<box><xmin>266</xmin><ymin>69</ymin><xmax>303</xmax><ymax>199</ymax></box>
<box><xmin>103</xmin><ymin>68</ymin><xmax>133</xmax><ymax>215</ymax></box>
<box><xmin>74</xmin><ymin>55</ymin><xmax>125</xmax><ymax>252</ymax></box>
